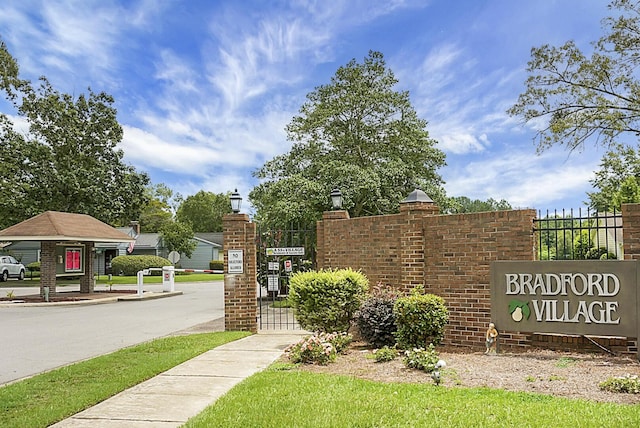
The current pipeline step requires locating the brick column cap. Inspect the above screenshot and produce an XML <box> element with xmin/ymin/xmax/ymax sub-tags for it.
<box><xmin>223</xmin><ymin>213</ymin><xmax>250</xmax><ymax>222</ymax></box>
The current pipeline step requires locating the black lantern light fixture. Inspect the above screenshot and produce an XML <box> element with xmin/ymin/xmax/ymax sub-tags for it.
<box><xmin>230</xmin><ymin>189</ymin><xmax>242</xmax><ymax>213</ymax></box>
<box><xmin>330</xmin><ymin>188</ymin><xmax>343</xmax><ymax>210</ymax></box>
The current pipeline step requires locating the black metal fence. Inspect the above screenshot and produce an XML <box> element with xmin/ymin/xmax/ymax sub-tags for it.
<box><xmin>255</xmin><ymin>222</ymin><xmax>316</xmax><ymax>329</ymax></box>
<box><xmin>534</xmin><ymin>209</ymin><xmax>623</xmax><ymax>260</ymax></box>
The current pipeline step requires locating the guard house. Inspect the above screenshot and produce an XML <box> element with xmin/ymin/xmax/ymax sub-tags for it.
<box><xmin>0</xmin><ymin>211</ymin><xmax>135</xmax><ymax>298</ymax></box>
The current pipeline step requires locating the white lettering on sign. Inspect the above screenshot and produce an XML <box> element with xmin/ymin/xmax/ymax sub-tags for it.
<box><xmin>531</xmin><ymin>300</ymin><xmax>620</xmax><ymax>324</ymax></box>
<box><xmin>505</xmin><ymin>273</ymin><xmax>620</xmax><ymax>297</ymax></box>
<box><xmin>504</xmin><ymin>272</ymin><xmax>622</xmax><ymax>326</ymax></box>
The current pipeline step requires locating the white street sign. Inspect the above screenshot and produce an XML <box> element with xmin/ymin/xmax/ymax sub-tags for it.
<box><xmin>228</xmin><ymin>250</ymin><xmax>244</xmax><ymax>274</ymax></box>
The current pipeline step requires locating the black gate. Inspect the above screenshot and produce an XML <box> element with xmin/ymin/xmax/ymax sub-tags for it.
<box><xmin>256</xmin><ymin>223</ymin><xmax>316</xmax><ymax>330</ymax></box>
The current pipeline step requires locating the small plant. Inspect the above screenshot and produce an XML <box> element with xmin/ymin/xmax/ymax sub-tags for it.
<box><xmin>403</xmin><ymin>344</ymin><xmax>439</xmax><ymax>372</ymax></box>
<box><xmin>599</xmin><ymin>374</ymin><xmax>640</xmax><ymax>394</ymax></box>
<box><xmin>289</xmin><ymin>268</ymin><xmax>369</xmax><ymax>333</ymax></box>
<box><xmin>355</xmin><ymin>284</ymin><xmax>399</xmax><ymax>348</ymax></box>
<box><xmin>555</xmin><ymin>357</ymin><xmax>576</xmax><ymax>368</ymax></box>
<box><xmin>394</xmin><ymin>286</ymin><xmax>448</xmax><ymax>349</ymax></box>
<box><xmin>374</xmin><ymin>346</ymin><xmax>398</xmax><ymax>362</ymax></box>
<box><xmin>525</xmin><ymin>375</ymin><xmax>537</xmax><ymax>382</ymax></box>
<box><xmin>5</xmin><ymin>290</ymin><xmax>15</xmax><ymax>299</ymax></box>
<box><xmin>548</xmin><ymin>375</ymin><xmax>566</xmax><ymax>381</ymax></box>
<box><xmin>285</xmin><ymin>332</ymin><xmax>352</xmax><ymax>365</ymax></box>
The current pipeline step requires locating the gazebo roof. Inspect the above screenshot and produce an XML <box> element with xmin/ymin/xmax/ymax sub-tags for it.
<box><xmin>0</xmin><ymin>211</ymin><xmax>135</xmax><ymax>243</ymax></box>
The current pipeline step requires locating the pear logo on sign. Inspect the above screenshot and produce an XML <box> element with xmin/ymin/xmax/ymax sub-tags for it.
<box><xmin>508</xmin><ymin>300</ymin><xmax>530</xmax><ymax>322</ymax></box>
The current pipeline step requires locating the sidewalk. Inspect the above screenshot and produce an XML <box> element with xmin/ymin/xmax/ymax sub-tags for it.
<box><xmin>51</xmin><ymin>331</ymin><xmax>307</xmax><ymax>427</ymax></box>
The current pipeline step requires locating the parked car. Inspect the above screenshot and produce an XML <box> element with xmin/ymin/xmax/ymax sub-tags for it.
<box><xmin>0</xmin><ymin>255</ymin><xmax>25</xmax><ymax>281</ymax></box>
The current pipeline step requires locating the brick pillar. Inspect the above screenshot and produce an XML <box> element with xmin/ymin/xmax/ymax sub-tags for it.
<box><xmin>622</xmin><ymin>203</ymin><xmax>640</xmax><ymax>260</ymax></box>
<box><xmin>398</xmin><ymin>199</ymin><xmax>439</xmax><ymax>291</ymax></box>
<box><xmin>223</xmin><ymin>213</ymin><xmax>258</xmax><ymax>332</ymax></box>
<box><xmin>79</xmin><ymin>241</ymin><xmax>95</xmax><ymax>293</ymax></box>
<box><xmin>40</xmin><ymin>241</ymin><xmax>57</xmax><ymax>297</ymax></box>
<box><xmin>316</xmin><ymin>210</ymin><xmax>350</xmax><ymax>270</ymax></box>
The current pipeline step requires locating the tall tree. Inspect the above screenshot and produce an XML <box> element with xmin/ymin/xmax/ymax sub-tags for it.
<box><xmin>160</xmin><ymin>221</ymin><xmax>197</xmax><ymax>258</ymax></box>
<box><xmin>588</xmin><ymin>144</ymin><xmax>640</xmax><ymax>211</ymax></box>
<box><xmin>0</xmin><ymin>39</ymin><xmax>149</xmax><ymax>228</ymax></box>
<box><xmin>445</xmin><ymin>196</ymin><xmax>512</xmax><ymax>214</ymax></box>
<box><xmin>139</xmin><ymin>184</ymin><xmax>175</xmax><ymax>233</ymax></box>
<box><xmin>250</xmin><ymin>51</ymin><xmax>446</xmax><ymax>227</ymax></box>
<box><xmin>508</xmin><ymin>0</ymin><xmax>640</xmax><ymax>152</ymax></box>
<box><xmin>175</xmin><ymin>190</ymin><xmax>231</xmax><ymax>232</ymax></box>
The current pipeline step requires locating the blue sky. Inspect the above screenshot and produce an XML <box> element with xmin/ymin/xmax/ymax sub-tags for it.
<box><xmin>0</xmin><ymin>1</ymin><xmax>614</xmax><ymax>213</ymax></box>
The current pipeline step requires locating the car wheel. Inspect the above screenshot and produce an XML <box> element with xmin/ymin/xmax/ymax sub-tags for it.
<box><xmin>18</xmin><ymin>270</ymin><xmax>25</xmax><ymax>280</ymax></box>
<box><xmin>1</xmin><ymin>271</ymin><xmax>7</xmax><ymax>282</ymax></box>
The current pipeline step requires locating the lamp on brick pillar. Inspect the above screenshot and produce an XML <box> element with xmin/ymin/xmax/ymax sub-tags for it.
<box><xmin>230</xmin><ymin>189</ymin><xmax>242</xmax><ymax>213</ymax></box>
<box><xmin>330</xmin><ymin>188</ymin><xmax>343</xmax><ymax>210</ymax></box>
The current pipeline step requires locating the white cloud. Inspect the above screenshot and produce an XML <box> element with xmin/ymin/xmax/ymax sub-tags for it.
<box><xmin>443</xmin><ymin>149</ymin><xmax>598</xmax><ymax>209</ymax></box>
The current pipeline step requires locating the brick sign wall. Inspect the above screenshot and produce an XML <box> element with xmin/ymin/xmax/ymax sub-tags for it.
<box><xmin>316</xmin><ymin>201</ymin><xmax>640</xmax><ymax>353</ymax></box>
<box><xmin>317</xmin><ymin>201</ymin><xmax>537</xmax><ymax>349</ymax></box>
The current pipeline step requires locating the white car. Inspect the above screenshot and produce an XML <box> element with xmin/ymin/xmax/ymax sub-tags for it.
<box><xmin>0</xmin><ymin>255</ymin><xmax>26</xmax><ymax>281</ymax></box>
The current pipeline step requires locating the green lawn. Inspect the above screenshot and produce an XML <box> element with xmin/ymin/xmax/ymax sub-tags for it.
<box><xmin>0</xmin><ymin>331</ymin><xmax>250</xmax><ymax>428</ymax></box>
<box><xmin>185</xmin><ymin>366</ymin><xmax>640</xmax><ymax>427</ymax></box>
<box><xmin>2</xmin><ymin>332</ymin><xmax>638</xmax><ymax>428</ymax></box>
<box><xmin>1</xmin><ymin>272</ymin><xmax>223</xmax><ymax>288</ymax></box>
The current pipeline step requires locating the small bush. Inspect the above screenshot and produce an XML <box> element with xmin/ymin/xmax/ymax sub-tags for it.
<box><xmin>26</xmin><ymin>261</ymin><xmax>41</xmax><ymax>272</ymax></box>
<box><xmin>209</xmin><ymin>260</ymin><xmax>224</xmax><ymax>270</ymax></box>
<box><xmin>356</xmin><ymin>286</ymin><xmax>398</xmax><ymax>348</ymax></box>
<box><xmin>285</xmin><ymin>332</ymin><xmax>352</xmax><ymax>365</ymax></box>
<box><xmin>374</xmin><ymin>346</ymin><xmax>398</xmax><ymax>363</ymax></box>
<box><xmin>110</xmin><ymin>255</ymin><xmax>172</xmax><ymax>276</ymax></box>
<box><xmin>289</xmin><ymin>268</ymin><xmax>368</xmax><ymax>333</ymax></box>
<box><xmin>403</xmin><ymin>344</ymin><xmax>439</xmax><ymax>372</ymax></box>
<box><xmin>599</xmin><ymin>374</ymin><xmax>640</xmax><ymax>394</ymax></box>
<box><xmin>394</xmin><ymin>287</ymin><xmax>448</xmax><ymax>349</ymax></box>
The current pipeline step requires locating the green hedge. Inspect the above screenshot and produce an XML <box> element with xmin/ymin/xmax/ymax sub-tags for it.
<box><xmin>110</xmin><ymin>255</ymin><xmax>172</xmax><ymax>276</ymax></box>
<box><xmin>394</xmin><ymin>287</ymin><xmax>449</xmax><ymax>349</ymax></box>
<box><xmin>289</xmin><ymin>268</ymin><xmax>369</xmax><ymax>333</ymax></box>
<box><xmin>209</xmin><ymin>260</ymin><xmax>224</xmax><ymax>270</ymax></box>
<box><xmin>26</xmin><ymin>261</ymin><xmax>41</xmax><ymax>272</ymax></box>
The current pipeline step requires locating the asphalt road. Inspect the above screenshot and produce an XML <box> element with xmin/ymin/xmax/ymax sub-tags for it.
<box><xmin>0</xmin><ymin>281</ymin><xmax>224</xmax><ymax>385</ymax></box>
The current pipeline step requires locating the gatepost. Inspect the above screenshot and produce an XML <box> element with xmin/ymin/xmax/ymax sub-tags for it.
<box><xmin>223</xmin><ymin>212</ymin><xmax>258</xmax><ymax>332</ymax></box>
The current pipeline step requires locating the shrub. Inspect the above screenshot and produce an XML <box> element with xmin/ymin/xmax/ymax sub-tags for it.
<box><xmin>394</xmin><ymin>287</ymin><xmax>448</xmax><ymax>349</ymax></box>
<box><xmin>585</xmin><ymin>247</ymin><xmax>617</xmax><ymax>260</ymax></box>
<box><xmin>209</xmin><ymin>260</ymin><xmax>224</xmax><ymax>271</ymax></box>
<box><xmin>403</xmin><ymin>344</ymin><xmax>439</xmax><ymax>372</ymax></box>
<box><xmin>285</xmin><ymin>332</ymin><xmax>353</xmax><ymax>365</ymax></box>
<box><xmin>356</xmin><ymin>285</ymin><xmax>399</xmax><ymax>348</ymax></box>
<box><xmin>110</xmin><ymin>255</ymin><xmax>172</xmax><ymax>276</ymax></box>
<box><xmin>289</xmin><ymin>268</ymin><xmax>368</xmax><ymax>333</ymax></box>
<box><xmin>26</xmin><ymin>261</ymin><xmax>41</xmax><ymax>272</ymax></box>
<box><xmin>374</xmin><ymin>346</ymin><xmax>398</xmax><ymax>362</ymax></box>
<box><xmin>599</xmin><ymin>374</ymin><xmax>640</xmax><ymax>394</ymax></box>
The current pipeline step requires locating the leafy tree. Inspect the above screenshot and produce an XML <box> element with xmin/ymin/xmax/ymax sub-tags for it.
<box><xmin>175</xmin><ymin>190</ymin><xmax>231</xmax><ymax>232</ymax></box>
<box><xmin>588</xmin><ymin>144</ymin><xmax>640</xmax><ymax>211</ymax></box>
<box><xmin>613</xmin><ymin>175</ymin><xmax>640</xmax><ymax>207</ymax></box>
<box><xmin>139</xmin><ymin>184</ymin><xmax>176</xmax><ymax>233</ymax></box>
<box><xmin>445</xmin><ymin>196</ymin><xmax>512</xmax><ymax>214</ymax></box>
<box><xmin>160</xmin><ymin>221</ymin><xmax>197</xmax><ymax>258</ymax></box>
<box><xmin>250</xmin><ymin>51</ymin><xmax>446</xmax><ymax>227</ymax></box>
<box><xmin>508</xmin><ymin>0</ymin><xmax>640</xmax><ymax>152</ymax></box>
<box><xmin>0</xmin><ymin>39</ymin><xmax>149</xmax><ymax>228</ymax></box>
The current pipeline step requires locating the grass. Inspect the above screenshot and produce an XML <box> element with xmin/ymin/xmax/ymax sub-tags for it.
<box><xmin>270</xmin><ymin>298</ymin><xmax>292</xmax><ymax>308</ymax></box>
<box><xmin>184</xmin><ymin>368</ymin><xmax>640</xmax><ymax>427</ymax></box>
<box><xmin>0</xmin><ymin>272</ymin><xmax>223</xmax><ymax>288</ymax></box>
<box><xmin>0</xmin><ymin>331</ymin><xmax>250</xmax><ymax>428</ymax></box>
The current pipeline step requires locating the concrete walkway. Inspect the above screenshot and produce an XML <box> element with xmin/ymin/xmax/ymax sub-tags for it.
<box><xmin>51</xmin><ymin>331</ymin><xmax>307</xmax><ymax>427</ymax></box>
